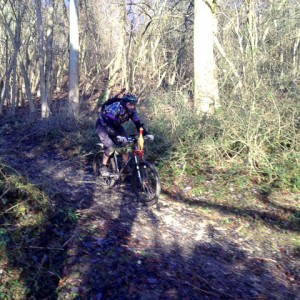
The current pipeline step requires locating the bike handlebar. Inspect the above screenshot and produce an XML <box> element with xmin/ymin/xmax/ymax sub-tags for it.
<box><xmin>116</xmin><ymin>135</ymin><xmax>153</xmax><ymax>144</ymax></box>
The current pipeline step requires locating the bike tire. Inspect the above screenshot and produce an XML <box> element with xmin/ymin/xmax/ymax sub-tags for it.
<box><xmin>92</xmin><ymin>152</ymin><xmax>117</xmax><ymax>188</ymax></box>
<box><xmin>131</xmin><ymin>161</ymin><xmax>161</xmax><ymax>205</ymax></box>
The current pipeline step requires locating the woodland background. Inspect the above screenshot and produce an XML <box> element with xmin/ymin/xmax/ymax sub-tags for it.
<box><xmin>0</xmin><ymin>0</ymin><xmax>299</xmax><ymax>298</ymax></box>
<box><xmin>0</xmin><ymin>0</ymin><xmax>299</xmax><ymax>185</ymax></box>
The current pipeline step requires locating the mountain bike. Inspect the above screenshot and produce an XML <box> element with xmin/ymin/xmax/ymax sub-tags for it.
<box><xmin>93</xmin><ymin>135</ymin><xmax>161</xmax><ymax>205</ymax></box>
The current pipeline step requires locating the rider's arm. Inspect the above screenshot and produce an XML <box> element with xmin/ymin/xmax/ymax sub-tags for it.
<box><xmin>130</xmin><ymin>110</ymin><xmax>149</xmax><ymax>135</ymax></box>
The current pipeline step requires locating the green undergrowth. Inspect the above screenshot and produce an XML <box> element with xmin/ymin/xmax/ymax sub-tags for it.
<box><xmin>0</xmin><ymin>162</ymin><xmax>78</xmax><ymax>299</ymax></box>
<box><xmin>144</xmin><ymin>91</ymin><xmax>299</xmax><ymax>190</ymax></box>
<box><xmin>0</xmin><ymin>109</ymin><xmax>98</xmax><ymax>159</ymax></box>
<box><xmin>142</xmin><ymin>91</ymin><xmax>300</xmax><ymax>246</ymax></box>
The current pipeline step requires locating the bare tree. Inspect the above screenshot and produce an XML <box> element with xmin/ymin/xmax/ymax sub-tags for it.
<box><xmin>69</xmin><ymin>0</ymin><xmax>80</xmax><ymax>114</ymax></box>
<box><xmin>194</xmin><ymin>0</ymin><xmax>219</xmax><ymax>114</ymax></box>
<box><xmin>35</xmin><ymin>0</ymin><xmax>49</xmax><ymax>118</ymax></box>
<box><xmin>0</xmin><ymin>0</ymin><xmax>298</xmax><ymax>118</ymax></box>
<box><xmin>0</xmin><ymin>1</ymin><xmax>35</xmax><ymax>115</ymax></box>
<box><xmin>45</xmin><ymin>0</ymin><xmax>54</xmax><ymax>106</ymax></box>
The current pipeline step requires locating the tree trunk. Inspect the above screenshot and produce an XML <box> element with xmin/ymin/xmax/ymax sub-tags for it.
<box><xmin>45</xmin><ymin>0</ymin><xmax>54</xmax><ymax>107</ymax></box>
<box><xmin>10</xmin><ymin>5</ymin><xmax>22</xmax><ymax>116</ymax></box>
<box><xmin>69</xmin><ymin>0</ymin><xmax>80</xmax><ymax>114</ymax></box>
<box><xmin>0</xmin><ymin>77</ymin><xmax>4</xmax><ymax>115</ymax></box>
<box><xmin>292</xmin><ymin>29</ymin><xmax>300</xmax><ymax>74</ymax></box>
<box><xmin>98</xmin><ymin>40</ymin><xmax>124</xmax><ymax>106</ymax></box>
<box><xmin>11</xmin><ymin>55</ymin><xmax>17</xmax><ymax>116</ymax></box>
<box><xmin>0</xmin><ymin>36</ymin><xmax>18</xmax><ymax>115</ymax></box>
<box><xmin>18</xmin><ymin>33</ymin><xmax>35</xmax><ymax>112</ymax></box>
<box><xmin>194</xmin><ymin>0</ymin><xmax>219</xmax><ymax>114</ymax></box>
<box><xmin>0</xmin><ymin>6</ymin><xmax>36</xmax><ymax>115</ymax></box>
<box><xmin>122</xmin><ymin>0</ymin><xmax>129</xmax><ymax>90</ymax></box>
<box><xmin>35</xmin><ymin>0</ymin><xmax>49</xmax><ymax>118</ymax></box>
<box><xmin>20</xmin><ymin>61</ymin><xmax>35</xmax><ymax>113</ymax></box>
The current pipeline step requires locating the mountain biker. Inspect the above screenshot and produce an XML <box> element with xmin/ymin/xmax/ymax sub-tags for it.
<box><xmin>96</xmin><ymin>93</ymin><xmax>154</xmax><ymax>176</ymax></box>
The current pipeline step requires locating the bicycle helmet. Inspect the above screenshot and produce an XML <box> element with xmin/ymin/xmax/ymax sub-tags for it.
<box><xmin>122</xmin><ymin>94</ymin><xmax>138</xmax><ymax>104</ymax></box>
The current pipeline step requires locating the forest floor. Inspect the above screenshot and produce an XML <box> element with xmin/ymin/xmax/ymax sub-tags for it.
<box><xmin>0</xmin><ymin>115</ymin><xmax>299</xmax><ymax>300</ymax></box>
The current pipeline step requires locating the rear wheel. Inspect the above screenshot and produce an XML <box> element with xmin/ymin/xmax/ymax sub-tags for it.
<box><xmin>132</xmin><ymin>161</ymin><xmax>161</xmax><ymax>205</ymax></box>
<box><xmin>93</xmin><ymin>152</ymin><xmax>117</xmax><ymax>188</ymax></box>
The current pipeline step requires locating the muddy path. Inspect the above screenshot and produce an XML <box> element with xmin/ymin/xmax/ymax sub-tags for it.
<box><xmin>0</xmin><ymin>126</ymin><xmax>299</xmax><ymax>300</ymax></box>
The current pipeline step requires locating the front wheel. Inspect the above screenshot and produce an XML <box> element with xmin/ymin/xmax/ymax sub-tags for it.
<box><xmin>131</xmin><ymin>161</ymin><xmax>161</xmax><ymax>205</ymax></box>
<box><xmin>93</xmin><ymin>151</ymin><xmax>117</xmax><ymax>188</ymax></box>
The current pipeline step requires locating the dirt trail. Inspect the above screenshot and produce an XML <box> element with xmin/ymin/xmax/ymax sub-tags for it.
<box><xmin>1</xmin><ymin>129</ymin><xmax>299</xmax><ymax>300</ymax></box>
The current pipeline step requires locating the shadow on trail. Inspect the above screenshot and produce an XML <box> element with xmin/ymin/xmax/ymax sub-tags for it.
<box><xmin>0</xmin><ymin>126</ymin><xmax>96</xmax><ymax>299</ymax></box>
<box><xmin>58</xmin><ymin>186</ymin><xmax>299</xmax><ymax>299</ymax></box>
<box><xmin>57</xmin><ymin>184</ymin><xmax>154</xmax><ymax>298</ymax></box>
<box><xmin>162</xmin><ymin>190</ymin><xmax>300</xmax><ymax>233</ymax></box>
<box><xmin>257</xmin><ymin>189</ymin><xmax>299</xmax><ymax>215</ymax></box>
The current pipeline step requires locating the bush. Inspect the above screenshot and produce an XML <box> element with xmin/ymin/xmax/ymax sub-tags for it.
<box><xmin>144</xmin><ymin>89</ymin><xmax>299</xmax><ymax>191</ymax></box>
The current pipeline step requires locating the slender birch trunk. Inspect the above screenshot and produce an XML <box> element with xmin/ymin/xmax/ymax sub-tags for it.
<box><xmin>0</xmin><ymin>7</ymin><xmax>36</xmax><ymax>114</ymax></box>
<box><xmin>45</xmin><ymin>0</ymin><xmax>54</xmax><ymax>106</ymax></box>
<box><xmin>0</xmin><ymin>36</ymin><xmax>16</xmax><ymax>115</ymax></box>
<box><xmin>194</xmin><ymin>0</ymin><xmax>219</xmax><ymax>114</ymax></box>
<box><xmin>10</xmin><ymin>4</ymin><xmax>22</xmax><ymax>116</ymax></box>
<box><xmin>11</xmin><ymin>55</ymin><xmax>17</xmax><ymax>115</ymax></box>
<box><xmin>35</xmin><ymin>0</ymin><xmax>49</xmax><ymax>118</ymax></box>
<box><xmin>69</xmin><ymin>0</ymin><xmax>80</xmax><ymax>114</ymax></box>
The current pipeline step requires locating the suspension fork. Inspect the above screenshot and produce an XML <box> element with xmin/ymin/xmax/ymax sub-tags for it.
<box><xmin>113</xmin><ymin>153</ymin><xmax>119</xmax><ymax>173</ymax></box>
<box><xmin>134</xmin><ymin>154</ymin><xmax>142</xmax><ymax>182</ymax></box>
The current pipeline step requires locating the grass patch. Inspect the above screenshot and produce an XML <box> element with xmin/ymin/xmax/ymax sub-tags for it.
<box><xmin>0</xmin><ymin>162</ymin><xmax>78</xmax><ymax>299</ymax></box>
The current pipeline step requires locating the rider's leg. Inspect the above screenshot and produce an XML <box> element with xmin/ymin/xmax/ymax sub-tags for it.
<box><xmin>96</xmin><ymin>125</ymin><xmax>116</xmax><ymax>176</ymax></box>
<box><xmin>102</xmin><ymin>153</ymin><xmax>110</xmax><ymax>166</ymax></box>
<box><xmin>101</xmin><ymin>148</ymin><xmax>115</xmax><ymax>176</ymax></box>
<box><xmin>121</xmin><ymin>152</ymin><xmax>132</xmax><ymax>175</ymax></box>
<box><xmin>122</xmin><ymin>152</ymin><xmax>129</xmax><ymax>164</ymax></box>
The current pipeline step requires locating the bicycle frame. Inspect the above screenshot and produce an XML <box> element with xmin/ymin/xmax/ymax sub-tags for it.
<box><xmin>93</xmin><ymin>135</ymin><xmax>161</xmax><ymax>203</ymax></box>
<box><xmin>106</xmin><ymin>138</ymin><xmax>144</xmax><ymax>180</ymax></box>
<box><xmin>117</xmin><ymin>146</ymin><xmax>143</xmax><ymax>179</ymax></box>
